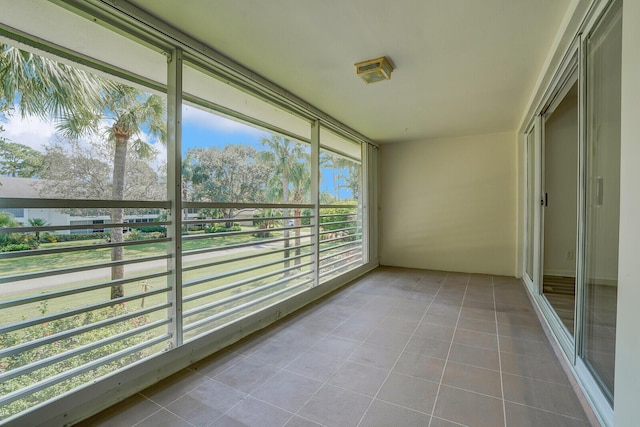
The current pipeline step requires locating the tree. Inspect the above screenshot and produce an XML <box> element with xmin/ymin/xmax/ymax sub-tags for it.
<box><xmin>58</xmin><ymin>87</ymin><xmax>166</xmax><ymax>299</ymax></box>
<box><xmin>333</xmin><ymin>156</ymin><xmax>361</xmax><ymax>201</ymax></box>
<box><xmin>39</xmin><ymin>139</ymin><xmax>165</xmax><ymax>213</ymax></box>
<box><xmin>260</xmin><ymin>135</ymin><xmax>310</xmax><ymax>271</ymax></box>
<box><xmin>0</xmin><ymin>44</ymin><xmax>108</xmax><ymax>120</ymax></box>
<box><xmin>190</xmin><ymin>145</ymin><xmax>270</xmax><ymax>227</ymax></box>
<box><xmin>288</xmin><ymin>160</ymin><xmax>311</xmax><ymax>266</ymax></box>
<box><xmin>27</xmin><ymin>218</ymin><xmax>48</xmax><ymax>243</ymax></box>
<box><xmin>40</xmin><ymin>140</ymin><xmax>112</xmax><ymax>202</ymax></box>
<box><xmin>0</xmin><ymin>140</ymin><xmax>44</xmax><ymax>177</ymax></box>
<box><xmin>1</xmin><ymin>43</ymin><xmax>166</xmax><ymax>299</ymax></box>
<box><xmin>0</xmin><ymin>211</ymin><xmax>20</xmax><ymax>247</ymax></box>
<box><xmin>321</xmin><ymin>152</ymin><xmax>360</xmax><ymax>202</ymax></box>
<box><xmin>181</xmin><ymin>152</ymin><xmax>208</xmax><ymax>224</ymax></box>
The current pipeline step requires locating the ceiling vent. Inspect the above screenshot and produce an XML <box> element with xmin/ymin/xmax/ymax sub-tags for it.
<box><xmin>354</xmin><ymin>56</ymin><xmax>393</xmax><ymax>84</ymax></box>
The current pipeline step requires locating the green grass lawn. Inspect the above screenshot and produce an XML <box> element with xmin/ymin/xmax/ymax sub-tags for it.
<box><xmin>0</xmin><ymin>230</ymin><xmax>270</xmax><ymax>277</ymax></box>
<box><xmin>1</xmin><ymin>243</ymin><xmax>313</xmax><ymax>324</ymax></box>
<box><xmin>0</xmin><ymin>227</ymin><xmax>356</xmax><ymax>327</ymax></box>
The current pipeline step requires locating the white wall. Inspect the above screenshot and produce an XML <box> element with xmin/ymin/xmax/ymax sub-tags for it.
<box><xmin>379</xmin><ymin>132</ymin><xmax>517</xmax><ymax>276</ymax></box>
<box><xmin>614</xmin><ymin>0</ymin><xmax>640</xmax><ymax>424</ymax></box>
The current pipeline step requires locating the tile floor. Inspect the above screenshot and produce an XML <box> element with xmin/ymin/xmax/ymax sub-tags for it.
<box><xmin>78</xmin><ymin>267</ymin><xmax>594</xmax><ymax>427</ymax></box>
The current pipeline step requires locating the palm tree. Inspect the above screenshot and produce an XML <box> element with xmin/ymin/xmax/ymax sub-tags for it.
<box><xmin>1</xmin><ymin>44</ymin><xmax>166</xmax><ymax>299</ymax></box>
<box><xmin>288</xmin><ymin>160</ymin><xmax>311</xmax><ymax>267</ymax></box>
<box><xmin>181</xmin><ymin>152</ymin><xmax>208</xmax><ymax>230</ymax></box>
<box><xmin>260</xmin><ymin>135</ymin><xmax>309</xmax><ymax>272</ymax></box>
<box><xmin>0</xmin><ymin>211</ymin><xmax>20</xmax><ymax>247</ymax></box>
<box><xmin>0</xmin><ymin>44</ymin><xmax>109</xmax><ymax>120</ymax></box>
<box><xmin>329</xmin><ymin>155</ymin><xmax>361</xmax><ymax>201</ymax></box>
<box><xmin>59</xmin><ymin>86</ymin><xmax>166</xmax><ymax>299</ymax></box>
<box><xmin>27</xmin><ymin>217</ymin><xmax>48</xmax><ymax>243</ymax></box>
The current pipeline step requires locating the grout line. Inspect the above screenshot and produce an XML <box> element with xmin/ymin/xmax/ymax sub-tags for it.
<box><xmin>505</xmin><ymin>400</ymin><xmax>591</xmax><ymax>422</ymax></box>
<box><xmin>160</xmin><ymin>407</ymin><xmax>200</xmax><ymax>427</ymax></box>
<box><xmin>493</xmin><ymin>275</ymin><xmax>508</xmax><ymax>427</ymax></box>
<box><xmin>431</xmin><ymin>416</ymin><xmax>467</xmax><ymax>426</ymax></box>
<box><xmin>354</xmin><ymin>271</ymin><xmax>447</xmax><ymax>427</ymax></box>
<box><xmin>210</xmin><ymin>293</ymin><xmax>375</xmax><ymax>424</ymax></box>
<box><xmin>285</xmin><ymin>283</ymin><xmax>394</xmax><ymax>422</ymax></box>
<box><xmin>130</xmin><ymin>407</ymin><xmax>167</xmax><ymax>427</ymax></box>
<box><xmin>427</xmin><ymin>273</ymin><xmax>469</xmax><ymax>427</ymax></box>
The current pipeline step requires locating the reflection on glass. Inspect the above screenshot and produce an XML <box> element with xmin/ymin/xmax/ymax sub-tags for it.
<box><xmin>583</xmin><ymin>0</ymin><xmax>622</xmax><ymax>401</ymax></box>
<box><xmin>542</xmin><ymin>79</ymin><xmax>579</xmax><ymax>336</ymax></box>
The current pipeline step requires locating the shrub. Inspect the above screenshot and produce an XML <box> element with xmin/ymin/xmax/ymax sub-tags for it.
<box><xmin>252</xmin><ymin>224</ymin><xmax>272</xmax><ymax>238</ymax></box>
<box><xmin>206</xmin><ymin>223</ymin><xmax>241</xmax><ymax>233</ymax></box>
<box><xmin>0</xmin><ymin>302</ymin><xmax>155</xmax><ymax>420</ymax></box>
<box><xmin>41</xmin><ymin>232</ymin><xmax>57</xmax><ymax>243</ymax></box>
<box><xmin>301</xmin><ymin>208</ymin><xmax>312</xmax><ymax>226</ymax></box>
<box><xmin>253</xmin><ymin>211</ymin><xmax>278</xmax><ymax>237</ymax></box>
<box><xmin>124</xmin><ymin>230</ymin><xmax>165</xmax><ymax>241</ymax></box>
<box><xmin>0</xmin><ymin>243</ymin><xmax>32</xmax><ymax>252</ymax></box>
<box><xmin>44</xmin><ymin>232</ymin><xmax>110</xmax><ymax>242</ymax></box>
<box><xmin>320</xmin><ymin>203</ymin><xmax>359</xmax><ymax>241</ymax></box>
<box><xmin>131</xmin><ymin>224</ymin><xmax>166</xmax><ymax>235</ymax></box>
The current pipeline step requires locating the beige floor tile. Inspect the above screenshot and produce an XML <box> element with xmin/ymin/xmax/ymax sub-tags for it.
<box><xmin>298</xmin><ymin>384</ymin><xmax>371</xmax><ymax>427</ymax></box>
<box><xmin>359</xmin><ymin>399</ymin><xmax>431</xmax><ymax>427</ymax></box>
<box><xmin>377</xmin><ymin>372</ymin><xmax>439</xmax><ymax>413</ymax></box>
<box><xmin>433</xmin><ymin>385</ymin><xmax>504</xmax><ymax>427</ymax></box>
<box><xmin>441</xmin><ymin>361</ymin><xmax>503</xmax><ymax>398</ymax></box>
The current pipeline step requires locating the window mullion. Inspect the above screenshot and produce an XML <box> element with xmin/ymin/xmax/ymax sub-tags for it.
<box><xmin>166</xmin><ymin>47</ymin><xmax>184</xmax><ymax>348</ymax></box>
<box><xmin>311</xmin><ymin>120</ymin><xmax>320</xmax><ymax>286</ymax></box>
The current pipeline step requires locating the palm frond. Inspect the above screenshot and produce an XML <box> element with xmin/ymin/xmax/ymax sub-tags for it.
<box><xmin>1</xmin><ymin>44</ymin><xmax>112</xmax><ymax>120</ymax></box>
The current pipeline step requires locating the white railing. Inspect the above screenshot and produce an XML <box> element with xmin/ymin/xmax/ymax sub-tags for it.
<box><xmin>0</xmin><ymin>198</ymin><xmax>172</xmax><ymax>419</ymax></box>
<box><xmin>180</xmin><ymin>202</ymin><xmax>316</xmax><ymax>342</ymax></box>
<box><xmin>318</xmin><ymin>204</ymin><xmax>364</xmax><ymax>283</ymax></box>
<box><xmin>0</xmin><ymin>198</ymin><xmax>364</xmax><ymax>420</ymax></box>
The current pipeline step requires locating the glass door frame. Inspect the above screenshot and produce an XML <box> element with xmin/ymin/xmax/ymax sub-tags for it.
<box><xmin>522</xmin><ymin>1</ymin><xmax>620</xmax><ymax>424</ymax></box>
<box><xmin>530</xmin><ymin>38</ymin><xmax>582</xmax><ymax>362</ymax></box>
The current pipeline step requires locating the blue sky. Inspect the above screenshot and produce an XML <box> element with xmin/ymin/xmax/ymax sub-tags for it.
<box><xmin>1</xmin><ymin>103</ymin><xmax>355</xmax><ymax>200</ymax></box>
<box><xmin>182</xmin><ymin>105</ymin><xmax>355</xmax><ymax>200</ymax></box>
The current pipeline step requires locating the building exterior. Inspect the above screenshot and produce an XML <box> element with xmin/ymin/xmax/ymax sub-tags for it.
<box><xmin>0</xmin><ymin>177</ymin><xmax>159</xmax><ymax>233</ymax></box>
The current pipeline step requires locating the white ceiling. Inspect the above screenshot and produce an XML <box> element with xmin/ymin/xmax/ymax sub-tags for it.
<box><xmin>128</xmin><ymin>0</ymin><xmax>572</xmax><ymax>144</ymax></box>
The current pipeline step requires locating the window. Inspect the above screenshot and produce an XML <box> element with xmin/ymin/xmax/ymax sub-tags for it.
<box><xmin>319</xmin><ymin>127</ymin><xmax>364</xmax><ymax>282</ymax></box>
<box><xmin>0</xmin><ymin>16</ymin><xmax>170</xmax><ymax>420</ymax></box>
<box><xmin>179</xmin><ymin>65</ymin><xmax>315</xmax><ymax>339</ymax></box>
<box><xmin>0</xmin><ymin>2</ymin><xmax>374</xmax><ymax>423</ymax></box>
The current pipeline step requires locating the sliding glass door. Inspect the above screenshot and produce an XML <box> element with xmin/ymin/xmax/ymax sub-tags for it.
<box><xmin>541</xmin><ymin>76</ymin><xmax>579</xmax><ymax>337</ymax></box>
<box><xmin>524</xmin><ymin>0</ymin><xmax>621</xmax><ymax>407</ymax></box>
<box><xmin>583</xmin><ymin>0</ymin><xmax>622</xmax><ymax>402</ymax></box>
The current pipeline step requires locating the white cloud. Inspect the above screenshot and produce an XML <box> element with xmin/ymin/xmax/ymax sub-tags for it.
<box><xmin>182</xmin><ymin>104</ymin><xmax>266</xmax><ymax>137</ymax></box>
<box><xmin>2</xmin><ymin>115</ymin><xmax>58</xmax><ymax>152</ymax></box>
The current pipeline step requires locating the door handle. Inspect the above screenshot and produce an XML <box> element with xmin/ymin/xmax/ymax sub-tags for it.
<box><xmin>595</xmin><ymin>176</ymin><xmax>604</xmax><ymax>206</ymax></box>
<box><xmin>541</xmin><ymin>193</ymin><xmax>548</xmax><ymax>207</ymax></box>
